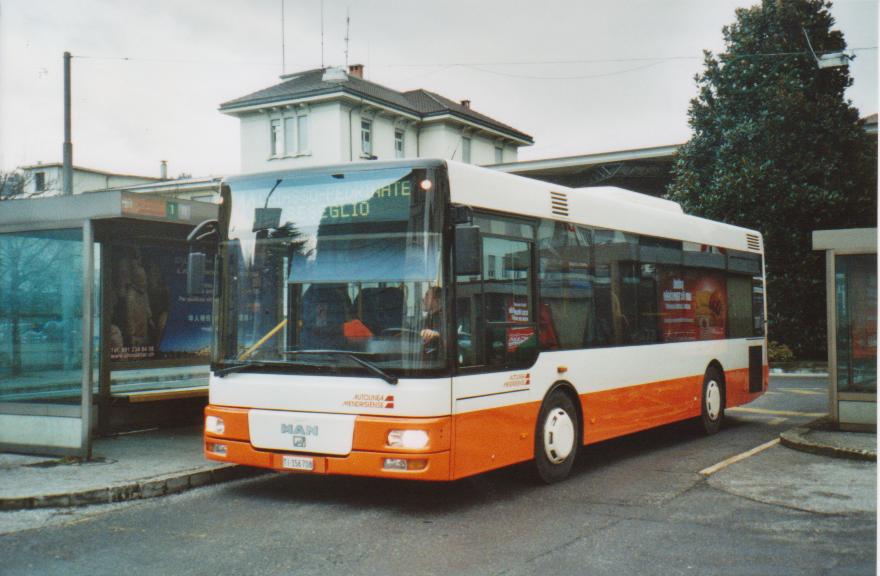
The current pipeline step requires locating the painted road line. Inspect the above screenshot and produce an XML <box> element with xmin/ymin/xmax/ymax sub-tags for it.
<box><xmin>767</xmin><ymin>417</ymin><xmax>788</xmax><ymax>426</ymax></box>
<box><xmin>728</xmin><ymin>407</ymin><xmax>826</xmax><ymax>418</ymax></box>
<box><xmin>699</xmin><ymin>438</ymin><xmax>780</xmax><ymax>476</ymax></box>
<box><xmin>777</xmin><ymin>387</ymin><xmax>826</xmax><ymax>396</ymax></box>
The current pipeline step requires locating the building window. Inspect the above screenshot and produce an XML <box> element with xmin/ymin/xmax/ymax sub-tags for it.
<box><xmin>297</xmin><ymin>115</ymin><xmax>309</xmax><ymax>152</ymax></box>
<box><xmin>462</xmin><ymin>136</ymin><xmax>471</xmax><ymax>163</ymax></box>
<box><xmin>494</xmin><ymin>145</ymin><xmax>503</xmax><ymax>164</ymax></box>
<box><xmin>361</xmin><ymin>119</ymin><xmax>373</xmax><ymax>156</ymax></box>
<box><xmin>272</xmin><ymin>112</ymin><xmax>310</xmax><ymax>158</ymax></box>
<box><xmin>283</xmin><ymin>118</ymin><xmax>296</xmax><ymax>155</ymax></box>
<box><xmin>270</xmin><ymin>119</ymin><xmax>282</xmax><ymax>157</ymax></box>
<box><xmin>34</xmin><ymin>171</ymin><xmax>46</xmax><ymax>192</ymax></box>
<box><xmin>394</xmin><ymin>129</ymin><xmax>405</xmax><ymax>159</ymax></box>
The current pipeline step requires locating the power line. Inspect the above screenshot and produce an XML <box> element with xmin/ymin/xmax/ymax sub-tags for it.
<box><xmin>465</xmin><ymin>60</ymin><xmax>668</xmax><ymax>81</ymax></box>
<box><xmin>67</xmin><ymin>45</ymin><xmax>879</xmax><ymax>79</ymax></box>
<box><xmin>382</xmin><ymin>46</ymin><xmax>878</xmax><ymax>68</ymax></box>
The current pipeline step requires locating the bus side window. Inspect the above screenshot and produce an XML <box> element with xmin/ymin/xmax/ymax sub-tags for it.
<box><xmin>482</xmin><ymin>236</ymin><xmax>536</xmax><ymax>368</ymax></box>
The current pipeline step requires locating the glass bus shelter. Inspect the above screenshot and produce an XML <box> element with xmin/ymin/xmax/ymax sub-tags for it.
<box><xmin>0</xmin><ymin>191</ymin><xmax>218</xmax><ymax>457</ymax></box>
<box><xmin>813</xmin><ymin>228</ymin><xmax>877</xmax><ymax>431</ymax></box>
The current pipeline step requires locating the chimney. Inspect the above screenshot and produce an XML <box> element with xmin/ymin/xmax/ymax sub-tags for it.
<box><xmin>348</xmin><ymin>64</ymin><xmax>364</xmax><ymax>78</ymax></box>
<box><xmin>160</xmin><ymin>160</ymin><xmax>168</xmax><ymax>180</ymax></box>
<box><xmin>460</xmin><ymin>99</ymin><xmax>471</xmax><ymax>109</ymax></box>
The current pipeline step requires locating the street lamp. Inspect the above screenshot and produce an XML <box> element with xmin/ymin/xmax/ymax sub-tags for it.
<box><xmin>803</xmin><ymin>28</ymin><xmax>853</xmax><ymax>69</ymax></box>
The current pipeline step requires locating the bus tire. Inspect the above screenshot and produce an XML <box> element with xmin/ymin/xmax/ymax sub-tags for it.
<box><xmin>534</xmin><ymin>389</ymin><xmax>579</xmax><ymax>484</ymax></box>
<box><xmin>700</xmin><ymin>366</ymin><xmax>724</xmax><ymax>435</ymax></box>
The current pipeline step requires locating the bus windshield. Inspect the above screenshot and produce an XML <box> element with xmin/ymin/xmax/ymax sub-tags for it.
<box><xmin>217</xmin><ymin>166</ymin><xmax>447</xmax><ymax>376</ymax></box>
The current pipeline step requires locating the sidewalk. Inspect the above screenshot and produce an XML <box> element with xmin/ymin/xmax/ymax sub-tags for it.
<box><xmin>780</xmin><ymin>418</ymin><xmax>877</xmax><ymax>462</ymax></box>
<box><xmin>0</xmin><ymin>426</ymin><xmax>260</xmax><ymax>511</ymax></box>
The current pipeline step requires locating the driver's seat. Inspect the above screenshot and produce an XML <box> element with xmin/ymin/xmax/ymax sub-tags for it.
<box><xmin>355</xmin><ymin>287</ymin><xmax>404</xmax><ymax>335</ymax></box>
<box><xmin>300</xmin><ymin>284</ymin><xmax>351</xmax><ymax>349</ymax></box>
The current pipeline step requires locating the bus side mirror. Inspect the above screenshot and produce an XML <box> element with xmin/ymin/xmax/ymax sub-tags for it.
<box><xmin>454</xmin><ymin>225</ymin><xmax>481</xmax><ymax>276</ymax></box>
<box><xmin>187</xmin><ymin>251</ymin><xmax>207</xmax><ymax>295</ymax></box>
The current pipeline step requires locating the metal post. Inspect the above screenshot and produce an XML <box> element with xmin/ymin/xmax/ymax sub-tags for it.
<box><xmin>825</xmin><ymin>250</ymin><xmax>838</xmax><ymax>425</ymax></box>
<box><xmin>63</xmin><ymin>51</ymin><xmax>73</xmax><ymax>196</ymax></box>
<box><xmin>81</xmin><ymin>220</ymin><xmax>94</xmax><ymax>458</ymax></box>
<box><xmin>98</xmin><ymin>242</ymin><xmax>112</xmax><ymax>435</ymax></box>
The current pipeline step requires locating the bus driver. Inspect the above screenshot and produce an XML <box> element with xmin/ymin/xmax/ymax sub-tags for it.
<box><xmin>420</xmin><ymin>286</ymin><xmax>443</xmax><ymax>357</ymax></box>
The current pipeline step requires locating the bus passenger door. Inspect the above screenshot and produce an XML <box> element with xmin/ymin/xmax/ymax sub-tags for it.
<box><xmin>452</xmin><ymin>217</ymin><xmax>540</xmax><ymax>479</ymax></box>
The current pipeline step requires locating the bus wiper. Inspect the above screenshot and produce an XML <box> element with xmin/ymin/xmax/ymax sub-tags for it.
<box><xmin>284</xmin><ymin>350</ymin><xmax>398</xmax><ymax>385</ymax></box>
<box><xmin>214</xmin><ymin>361</ymin><xmax>286</xmax><ymax>377</ymax></box>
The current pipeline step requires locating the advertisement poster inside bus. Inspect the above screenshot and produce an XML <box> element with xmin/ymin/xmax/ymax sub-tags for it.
<box><xmin>659</xmin><ymin>270</ymin><xmax>726</xmax><ymax>342</ymax></box>
<box><xmin>505</xmin><ymin>296</ymin><xmax>534</xmax><ymax>351</ymax></box>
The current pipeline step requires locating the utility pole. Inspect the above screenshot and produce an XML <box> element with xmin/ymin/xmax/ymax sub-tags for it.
<box><xmin>62</xmin><ymin>51</ymin><xmax>72</xmax><ymax>196</ymax></box>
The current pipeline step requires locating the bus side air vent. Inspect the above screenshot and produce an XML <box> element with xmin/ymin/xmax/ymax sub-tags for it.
<box><xmin>550</xmin><ymin>191</ymin><xmax>569</xmax><ymax>217</ymax></box>
<box><xmin>746</xmin><ymin>233</ymin><xmax>761</xmax><ymax>252</ymax></box>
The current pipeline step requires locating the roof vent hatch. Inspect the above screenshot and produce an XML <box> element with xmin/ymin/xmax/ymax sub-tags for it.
<box><xmin>550</xmin><ymin>191</ymin><xmax>569</xmax><ymax>217</ymax></box>
<box><xmin>746</xmin><ymin>233</ymin><xmax>762</xmax><ymax>252</ymax></box>
<box><xmin>321</xmin><ymin>67</ymin><xmax>349</xmax><ymax>83</ymax></box>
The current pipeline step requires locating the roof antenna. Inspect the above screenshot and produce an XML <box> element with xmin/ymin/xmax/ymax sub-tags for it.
<box><xmin>281</xmin><ymin>0</ymin><xmax>286</xmax><ymax>75</ymax></box>
<box><xmin>320</xmin><ymin>0</ymin><xmax>325</xmax><ymax>69</ymax></box>
<box><xmin>344</xmin><ymin>7</ymin><xmax>350</xmax><ymax>68</ymax></box>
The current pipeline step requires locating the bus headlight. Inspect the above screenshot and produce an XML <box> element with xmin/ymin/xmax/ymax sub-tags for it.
<box><xmin>387</xmin><ymin>429</ymin><xmax>429</xmax><ymax>449</ymax></box>
<box><xmin>205</xmin><ymin>416</ymin><xmax>225</xmax><ymax>435</ymax></box>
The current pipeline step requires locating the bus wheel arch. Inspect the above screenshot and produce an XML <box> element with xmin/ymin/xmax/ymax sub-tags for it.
<box><xmin>700</xmin><ymin>361</ymin><xmax>726</xmax><ymax>435</ymax></box>
<box><xmin>533</xmin><ymin>382</ymin><xmax>582</xmax><ymax>484</ymax></box>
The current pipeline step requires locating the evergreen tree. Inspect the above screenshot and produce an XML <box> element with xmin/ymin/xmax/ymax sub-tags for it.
<box><xmin>667</xmin><ymin>0</ymin><xmax>877</xmax><ymax>359</ymax></box>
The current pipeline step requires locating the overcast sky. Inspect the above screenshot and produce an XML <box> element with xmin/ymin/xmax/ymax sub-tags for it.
<box><xmin>0</xmin><ymin>0</ymin><xmax>876</xmax><ymax>178</ymax></box>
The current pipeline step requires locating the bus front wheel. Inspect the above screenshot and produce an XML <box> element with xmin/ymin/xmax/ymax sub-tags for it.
<box><xmin>700</xmin><ymin>367</ymin><xmax>725</xmax><ymax>435</ymax></box>
<box><xmin>534</xmin><ymin>389</ymin><xmax>579</xmax><ymax>484</ymax></box>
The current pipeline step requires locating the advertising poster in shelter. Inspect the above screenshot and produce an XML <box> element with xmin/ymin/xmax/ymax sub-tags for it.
<box><xmin>108</xmin><ymin>243</ymin><xmax>213</xmax><ymax>363</ymax></box>
<box><xmin>659</xmin><ymin>270</ymin><xmax>726</xmax><ymax>342</ymax></box>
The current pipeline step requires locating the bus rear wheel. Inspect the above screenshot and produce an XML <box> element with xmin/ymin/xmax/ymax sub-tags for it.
<box><xmin>700</xmin><ymin>367</ymin><xmax>724</xmax><ymax>435</ymax></box>
<box><xmin>534</xmin><ymin>389</ymin><xmax>579</xmax><ymax>484</ymax></box>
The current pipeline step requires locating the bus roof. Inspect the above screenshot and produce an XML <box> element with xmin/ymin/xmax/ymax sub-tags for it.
<box><xmin>445</xmin><ymin>160</ymin><xmax>763</xmax><ymax>254</ymax></box>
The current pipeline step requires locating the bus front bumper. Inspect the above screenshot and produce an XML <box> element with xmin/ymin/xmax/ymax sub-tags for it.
<box><xmin>203</xmin><ymin>406</ymin><xmax>452</xmax><ymax>481</ymax></box>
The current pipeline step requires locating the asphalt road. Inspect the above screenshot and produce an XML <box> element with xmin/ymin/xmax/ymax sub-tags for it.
<box><xmin>1</xmin><ymin>376</ymin><xmax>874</xmax><ymax>576</ymax></box>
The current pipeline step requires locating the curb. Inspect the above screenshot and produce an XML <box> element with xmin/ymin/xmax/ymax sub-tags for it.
<box><xmin>0</xmin><ymin>464</ymin><xmax>264</xmax><ymax>512</ymax></box>
<box><xmin>779</xmin><ymin>426</ymin><xmax>877</xmax><ymax>462</ymax></box>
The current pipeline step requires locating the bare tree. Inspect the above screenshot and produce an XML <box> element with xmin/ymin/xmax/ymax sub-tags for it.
<box><xmin>0</xmin><ymin>169</ymin><xmax>58</xmax><ymax>200</ymax></box>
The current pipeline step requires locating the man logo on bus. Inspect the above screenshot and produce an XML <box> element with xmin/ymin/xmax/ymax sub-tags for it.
<box><xmin>281</xmin><ymin>423</ymin><xmax>319</xmax><ymax>436</ymax></box>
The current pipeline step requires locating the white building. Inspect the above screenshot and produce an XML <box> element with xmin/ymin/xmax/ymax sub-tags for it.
<box><xmin>220</xmin><ymin>65</ymin><xmax>533</xmax><ymax>173</ymax></box>
<box><xmin>2</xmin><ymin>162</ymin><xmax>221</xmax><ymax>203</ymax></box>
<box><xmin>13</xmin><ymin>163</ymin><xmax>162</xmax><ymax>197</ymax></box>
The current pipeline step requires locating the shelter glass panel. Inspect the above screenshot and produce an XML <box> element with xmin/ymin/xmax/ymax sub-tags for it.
<box><xmin>835</xmin><ymin>254</ymin><xmax>877</xmax><ymax>393</ymax></box>
<box><xmin>0</xmin><ymin>228</ymin><xmax>84</xmax><ymax>404</ymax></box>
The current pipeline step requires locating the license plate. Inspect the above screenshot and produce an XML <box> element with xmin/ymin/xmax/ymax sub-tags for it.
<box><xmin>281</xmin><ymin>455</ymin><xmax>314</xmax><ymax>471</ymax></box>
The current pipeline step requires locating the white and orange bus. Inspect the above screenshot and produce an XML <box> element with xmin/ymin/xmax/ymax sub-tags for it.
<box><xmin>198</xmin><ymin>159</ymin><xmax>767</xmax><ymax>483</ymax></box>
